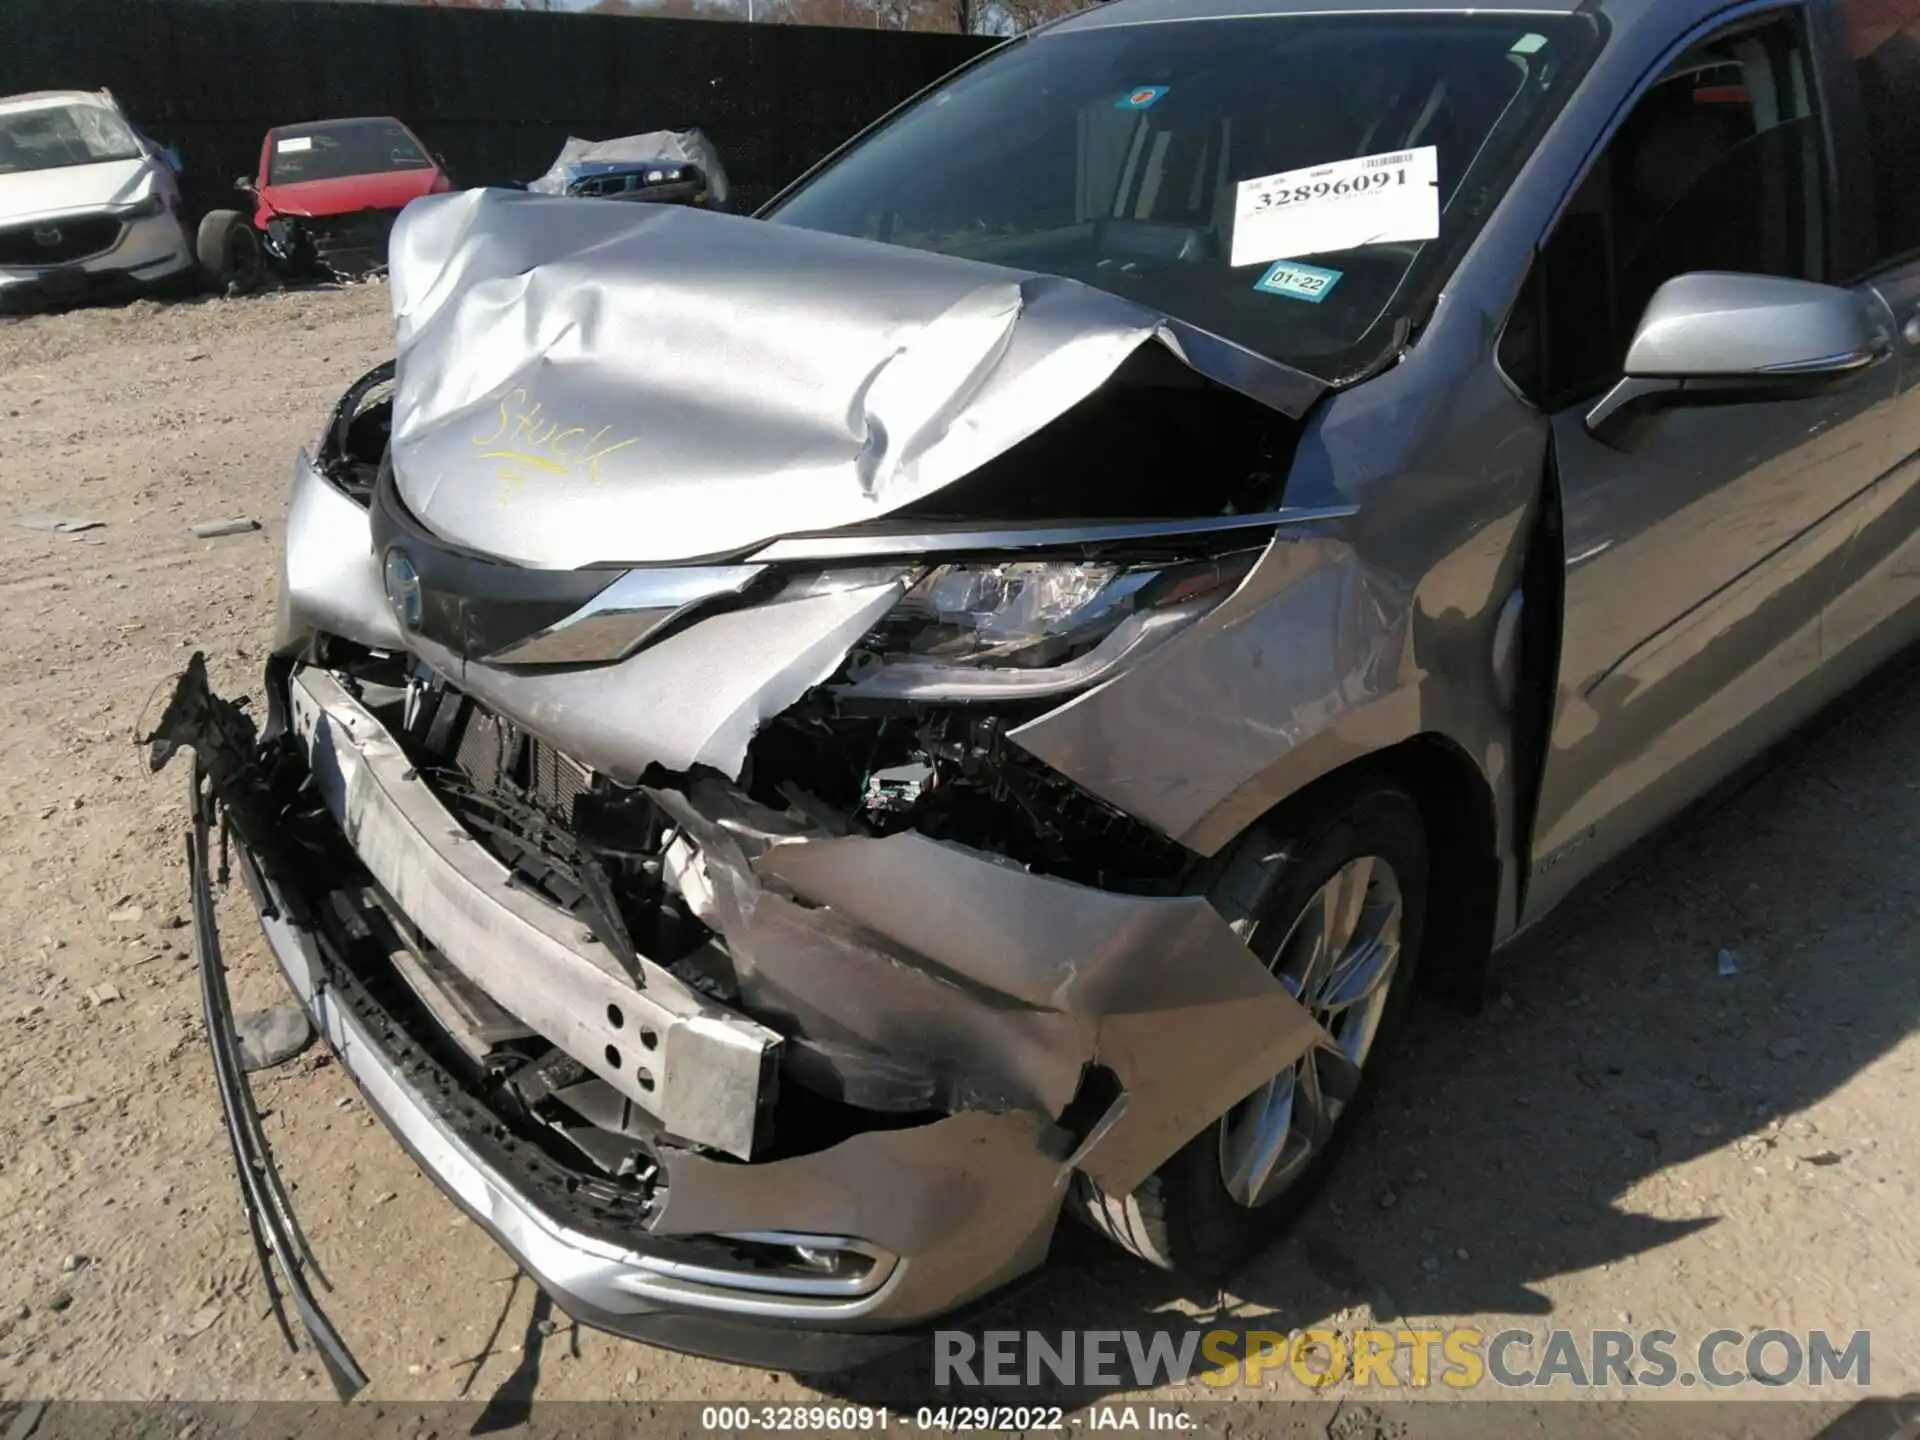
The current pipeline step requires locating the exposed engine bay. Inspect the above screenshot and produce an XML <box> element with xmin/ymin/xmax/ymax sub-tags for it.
<box><xmin>282</xmin><ymin>358</ymin><xmax>1306</xmax><ymax>1185</ymax></box>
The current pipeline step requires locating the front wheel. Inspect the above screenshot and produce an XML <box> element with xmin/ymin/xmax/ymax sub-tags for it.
<box><xmin>196</xmin><ymin>210</ymin><xmax>262</xmax><ymax>295</ymax></box>
<box><xmin>1073</xmin><ymin>774</ymin><xmax>1428</xmax><ymax>1276</ymax></box>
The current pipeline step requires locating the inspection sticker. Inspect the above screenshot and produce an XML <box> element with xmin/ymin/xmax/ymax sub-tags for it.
<box><xmin>1116</xmin><ymin>85</ymin><xmax>1170</xmax><ymax>109</ymax></box>
<box><xmin>1231</xmin><ymin>145</ymin><xmax>1439</xmax><ymax>268</ymax></box>
<box><xmin>1254</xmin><ymin>261</ymin><xmax>1343</xmax><ymax>302</ymax></box>
<box><xmin>275</xmin><ymin>136</ymin><xmax>313</xmax><ymax>153</ymax></box>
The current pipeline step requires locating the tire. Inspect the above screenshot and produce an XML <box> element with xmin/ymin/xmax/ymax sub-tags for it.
<box><xmin>1073</xmin><ymin>772</ymin><xmax>1429</xmax><ymax>1277</ymax></box>
<box><xmin>195</xmin><ymin>210</ymin><xmax>262</xmax><ymax>295</ymax></box>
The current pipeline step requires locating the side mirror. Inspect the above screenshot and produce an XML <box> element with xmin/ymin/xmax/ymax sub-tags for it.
<box><xmin>1585</xmin><ymin>272</ymin><xmax>1891</xmax><ymax>444</ymax></box>
<box><xmin>233</xmin><ymin>175</ymin><xmax>252</xmax><ymax>193</ymax></box>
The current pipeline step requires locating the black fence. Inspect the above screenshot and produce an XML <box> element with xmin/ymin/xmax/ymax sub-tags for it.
<box><xmin>0</xmin><ymin>0</ymin><xmax>997</xmax><ymax>217</ymax></box>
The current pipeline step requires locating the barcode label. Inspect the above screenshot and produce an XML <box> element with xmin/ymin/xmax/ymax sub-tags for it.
<box><xmin>1231</xmin><ymin>145</ymin><xmax>1440</xmax><ymax>267</ymax></box>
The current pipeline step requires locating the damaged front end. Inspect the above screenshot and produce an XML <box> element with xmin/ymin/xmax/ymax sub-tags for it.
<box><xmin>156</xmin><ymin>192</ymin><xmax>1375</xmax><ymax>1378</ymax></box>
<box><xmin>262</xmin><ymin>210</ymin><xmax>398</xmax><ymax>283</ymax></box>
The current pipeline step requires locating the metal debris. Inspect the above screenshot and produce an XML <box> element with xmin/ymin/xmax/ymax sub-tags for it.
<box><xmin>17</xmin><ymin>513</ymin><xmax>104</xmax><ymax>534</ymax></box>
<box><xmin>189</xmin><ymin>518</ymin><xmax>262</xmax><ymax>539</ymax></box>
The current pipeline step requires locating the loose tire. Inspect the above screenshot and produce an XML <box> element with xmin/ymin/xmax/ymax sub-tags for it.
<box><xmin>1073</xmin><ymin>772</ymin><xmax>1429</xmax><ymax>1276</ymax></box>
<box><xmin>196</xmin><ymin>210</ymin><xmax>262</xmax><ymax>295</ymax></box>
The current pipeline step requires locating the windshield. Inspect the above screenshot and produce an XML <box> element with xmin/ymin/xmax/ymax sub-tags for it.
<box><xmin>0</xmin><ymin>103</ymin><xmax>142</xmax><ymax>176</ymax></box>
<box><xmin>268</xmin><ymin>119</ymin><xmax>431</xmax><ymax>185</ymax></box>
<box><xmin>769</xmin><ymin>14</ymin><xmax>1601</xmax><ymax>380</ymax></box>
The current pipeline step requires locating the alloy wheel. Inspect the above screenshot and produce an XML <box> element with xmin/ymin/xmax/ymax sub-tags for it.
<box><xmin>1217</xmin><ymin>854</ymin><xmax>1405</xmax><ymax>1209</ymax></box>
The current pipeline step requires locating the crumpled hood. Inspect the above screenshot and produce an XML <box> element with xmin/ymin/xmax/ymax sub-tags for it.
<box><xmin>387</xmin><ymin>188</ymin><xmax>1322</xmax><ymax>570</ymax></box>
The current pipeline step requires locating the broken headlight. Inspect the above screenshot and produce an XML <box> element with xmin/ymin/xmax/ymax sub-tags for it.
<box><xmin>890</xmin><ymin>561</ymin><xmax>1145</xmax><ymax>666</ymax></box>
<box><xmin>841</xmin><ymin>551</ymin><xmax>1257</xmax><ymax>701</ymax></box>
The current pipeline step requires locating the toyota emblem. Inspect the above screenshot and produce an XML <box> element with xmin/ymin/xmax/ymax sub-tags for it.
<box><xmin>383</xmin><ymin>548</ymin><xmax>422</xmax><ymax>631</ymax></box>
<box><xmin>32</xmin><ymin>226</ymin><xmax>62</xmax><ymax>248</ymax></box>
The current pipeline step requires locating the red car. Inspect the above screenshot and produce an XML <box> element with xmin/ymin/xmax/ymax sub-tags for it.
<box><xmin>202</xmin><ymin>116</ymin><xmax>451</xmax><ymax>286</ymax></box>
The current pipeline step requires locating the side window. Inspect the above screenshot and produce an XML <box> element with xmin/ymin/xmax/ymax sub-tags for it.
<box><xmin>1839</xmin><ymin>0</ymin><xmax>1920</xmax><ymax>268</ymax></box>
<box><xmin>1501</xmin><ymin>15</ymin><xmax>1829</xmax><ymax>408</ymax></box>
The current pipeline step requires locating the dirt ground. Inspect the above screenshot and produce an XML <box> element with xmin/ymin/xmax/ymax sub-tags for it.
<box><xmin>0</xmin><ymin>287</ymin><xmax>1915</xmax><ymax>1425</ymax></box>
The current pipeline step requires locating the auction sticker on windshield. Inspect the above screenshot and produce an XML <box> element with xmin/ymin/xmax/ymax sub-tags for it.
<box><xmin>1254</xmin><ymin>261</ymin><xmax>1342</xmax><ymax>302</ymax></box>
<box><xmin>1231</xmin><ymin>146</ymin><xmax>1439</xmax><ymax>268</ymax></box>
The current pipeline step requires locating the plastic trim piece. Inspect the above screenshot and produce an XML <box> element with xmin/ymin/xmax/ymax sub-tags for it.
<box><xmin>485</xmin><ymin>564</ymin><xmax>768</xmax><ymax>665</ymax></box>
<box><xmin>187</xmin><ymin>768</ymin><xmax>368</xmax><ymax>1399</ymax></box>
<box><xmin>746</xmin><ymin>505</ymin><xmax>1356</xmax><ymax>563</ymax></box>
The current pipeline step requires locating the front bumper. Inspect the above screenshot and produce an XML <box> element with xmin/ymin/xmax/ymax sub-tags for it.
<box><xmin>203</xmin><ymin>804</ymin><xmax>931</xmax><ymax>1371</ymax></box>
<box><xmin>179</xmin><ymin>661</ymin><xmax>1084</xmax><ymax>1373</ymax></box>
<box><xmin>169</xmin><ymin>629</ymin><xmax>1324</xmax><ymax>1375</ymax></box>
<box><xmin>0</xmin><ymin>210</ymin><xmax>194</xmax><ymax>307</ymax></box>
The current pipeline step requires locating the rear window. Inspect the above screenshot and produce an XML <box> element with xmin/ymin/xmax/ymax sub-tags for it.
<box><xmin>268</xmin><ymin>119</ymin><xmax>431</xmax><ymax>185</ymax></box>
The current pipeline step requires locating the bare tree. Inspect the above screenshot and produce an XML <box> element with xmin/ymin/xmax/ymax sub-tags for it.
<box><xmin>767</xmin><ymin>0</ymin><xmax>889</xmax><ymax>26</ymax></box>
<box><xmin>580</xmin><ymin>0</ymin><xmax>733</xmax><ymax>15</ymax></box>
<box><xmin>992</xmin><ymin>0</ymin><xmax>1090</xmax><ymax>33</ymax></box>
<box><xmin>419</xmin><ymin>0</ymin><xmax>569</xmax><ymax>9</ymax></box>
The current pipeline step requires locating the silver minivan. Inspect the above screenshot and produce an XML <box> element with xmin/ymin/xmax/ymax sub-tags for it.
<box><xmin>155</xmin><ymin>0</ymin><xmax>1920</xmax><ymax>1387</ymax></box>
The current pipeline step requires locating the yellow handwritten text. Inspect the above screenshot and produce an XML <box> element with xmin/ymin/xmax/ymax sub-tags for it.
<box><xmin>472</xmin><ymin>388</ymin><xmax>639</xmax><ymax>499</ymax></box>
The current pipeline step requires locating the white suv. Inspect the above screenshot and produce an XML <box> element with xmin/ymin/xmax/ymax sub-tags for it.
<box><xmin>0</xmin><ymin>88</ymin><xmax>196</xmax><ymax>310</ymax></box>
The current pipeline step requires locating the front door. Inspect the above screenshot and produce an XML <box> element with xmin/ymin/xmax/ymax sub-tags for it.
<box><xmin>1509</xmin><ymin>8</ymin><xmax>1902</xmax><ymax>920</ymax></box>
<box><xmin>1818</xmin><ymin>0</ymin><xmax>1920</xmax><ymax>669</ymax></box>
